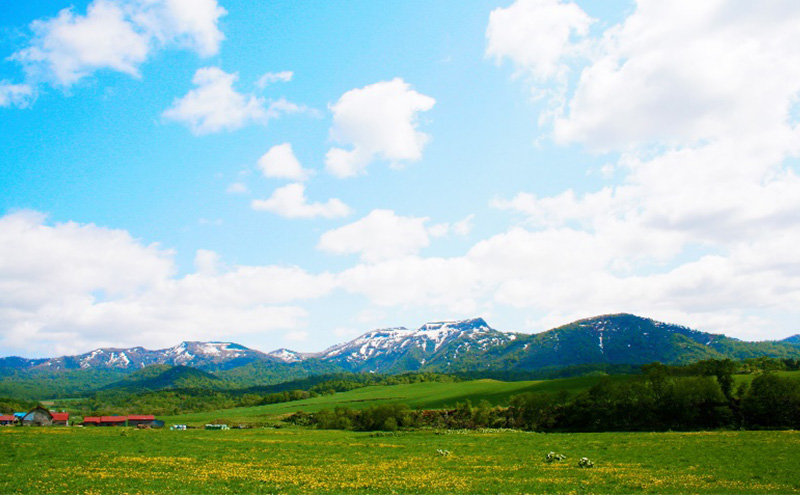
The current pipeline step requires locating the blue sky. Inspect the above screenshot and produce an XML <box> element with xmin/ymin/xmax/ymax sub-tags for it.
<box><xmin>2</xmin><ymin>0</ymin><xmax>800</xmax><ymax>357</ymax></box>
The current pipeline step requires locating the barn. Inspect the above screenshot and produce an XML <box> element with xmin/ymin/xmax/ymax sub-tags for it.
<box><xmin>0</xmin><ymin>415</ymin><xmax>16</xmax><ymax>426</ymax></box>
<box><xmin>99</xmin><ymin>416</ymin><xmax>127</xmax><ymax>427</ymax></box>
<box><xmin>51</xmin><ymin>412</ymin><xmax>69</xmax><ymax>426</ymax></box>
<box><xmin>82</xmin><ymin>415</ymin><xmax>162</xmax><ymax>427</ymax></box>
<box><xmin>20</xmin><ymin>407</ymin><xmax>53</xmax><ymax>426</ymax></box>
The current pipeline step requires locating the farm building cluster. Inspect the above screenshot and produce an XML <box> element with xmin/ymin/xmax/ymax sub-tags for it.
<box><xmin>0</xmin><ymin>407</ymin><xmax>163</xmax><ymax>428</ymax></box>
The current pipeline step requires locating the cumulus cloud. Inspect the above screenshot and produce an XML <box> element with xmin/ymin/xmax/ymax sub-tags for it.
<box><xmin>12</xmin><ymin>0</ymin><xmax>226</xmax><ymax>87</ymax></box>
<box><xmin>13</xmin><ymin>0</ymin><xmax>150</xmax><ymax>86</ymax></box>
<box><xmin>0</xmin><ymin>211</ymin><xmax>335</xmax><ymax>356</ymax></box>
<box><xmin>163</xmin><ymin>67</ymin><xmax>266</xmax><ymax>134</ymax></box>
<box><xmin>251</xmin><ymin>183</ymin><xmax>352</xmax><ymax>219</ymax></box>
<box><xmin>257</xmin><ymin>143</ymin><xmax>312</xmax><ymax>181</ymax></box>
<box><xmin>163</xmin><ymin>68</ymin><xmax>306</xmax><ymax>134</ymax></box>
<box><xmin>325</xmin><ymin>78</ymin><xmax>435</xmax><ymax>178</ymax></box>
<box><xmin>0</xmin><ymin>83</ymin><xmax>34</xmax><ymax>108</ymax></box>
<box><xmin>488</xmin><ymin>0</ymin><xmax>800</xmax><ymax>151</ymax></box>
<box><xmin>132</xmin><ymin>0</ymin><xmax>227</xmax><ymax>57</ymax></box>
<box><xmin>318</xmin><ymin>210</ymin><xmax>432</xmax><ymax>262</ymax></box>
<box><xmin>319</xmin><ymin>210</ymin><xmax>476</xmax><ymax>263</ymax></box>
<box><xmin>486</xmin><ymin>0</ymin><xmax>593</xmax><ymax>84</ymax></box>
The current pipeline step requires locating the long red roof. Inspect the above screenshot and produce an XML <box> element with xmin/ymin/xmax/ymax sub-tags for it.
<box><xmin>83</xmin><ymin>417</ymin><xmax>101</xmax><ymax>423</ymax></box>
<box><xmin>100</xmin><ymin>416</ymin><xmax>127</xmax><ymax>422</ymax></box>
<box><xmin>126</xmin><ymin>415</ymin><xmax>155</xmax><ymax>421</ymax></box>
<box><xmin>0</xmin><ymin>415</ymin><xmax>15</xmax><ymax>421</ymax></box>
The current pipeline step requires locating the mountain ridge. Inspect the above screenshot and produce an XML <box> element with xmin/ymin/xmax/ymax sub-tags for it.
<box><xmin>2</xmin><ymin>314</ymin><xmax>799</xmax><ymax>376</ymax></box>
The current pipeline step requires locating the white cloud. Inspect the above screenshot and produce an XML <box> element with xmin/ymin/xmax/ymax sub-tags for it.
<box><xmin>325</xmin><ymin>78</ymin><xmax>436</xmax><ymax>178</ymax></box>
<box><xmin>0</xmin><ymin>82</ymin><xmax>35</xmax><ymax>108</ymax></box>
<box><xmin>251</xmin><ymin>183</ymin><xmax>352</xmax><ymax>219</ymax></box>
<box><xmin>319</xmin><ymin>210</ymin><xmax>476</xmax><ymax>263</ymax></box>
<box><xmin>264</xmin><ymin>98</ymin><xmax>308</xmax><ymax>119</ymax></box>
<box><xmin>257</xmin><ymin>143</ymin><xmax>312</xmax><ymax>181</ymax></box>
<box><xmin>452</xmin><ymin>215</ymin><xmax>475</xmax><ymax>236</ymax></box>
<box><xmin>486</xmin><ymin>0</ymin><xmax>593</xmax><ymax>83</ymax></box>
<box><xmin>318</xmin><ymin>210</ymin><xmax>431</xmax><ymax>263</ymax></box>
<box><xmin>0</xmin><ymin>212</ymin><xmax>335</xmax><ymax>356</ymax></box>
<box><xmin>256</xmin><ymin>71</ymin><xmax>293</xmax><ymax>88</ymax></box>
<box><xmin>163</xmin><ymin>69</ymin><xmax>306</xmax><ymax>134</ymax></box>
<box><xmin>12</xmin><ymin>0</ymin><xmax>226</xmax><ymax>87</ymax></box>
<box><xmin>554</xmin><ymin>2</ymin><xmax>800</xmax><ymax>150</ymax></box>
<box><xmin>426</xmin><ymin>214</ymin><xmax>474</xmax><ymax>238</ymax></box>
<box><xmin>133</xmin><ymin>0</ymin><xmax>227</xmax><ymax>57</ymax></box>
<box><xmin>489</xmin><ymin>0</ymin><xmax>800</xmax><ymax>151</ymax></box>
<box><xmin>162</xmin><ymin>67</ymin><xmax>267</xmax><ymax>135</ymax></box>
<box><xmin>13</xmin><ymin>0</ymin><xmax>150</xmax><ymax>87</ymax></box>
<box><xmin>477</xmin><ymin>0</ymin><xmax>800</xmax><ymax>339</ymax></box>
<box><xmin>193</xmin><ymin>249</ymin><xmax>220</xmax><ymax>275</ymax></box>
<box><xmin>337</xmin><ymin>256</ymin><xmax>480</xmax><ymax>315</ymax></box>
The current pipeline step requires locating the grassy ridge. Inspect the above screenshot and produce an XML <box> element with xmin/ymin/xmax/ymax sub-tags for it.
<box><xmin>158</xmin><ymin>371</ymin><xmax>800</xmax><ymax>426</ymax></box>
<box><xmin>2</xmin><ymin>427</ymin><xmax>799</xmax><ymax>494</ymax></box>
<box><xmin>162</xmin><ymin>375</ymin><xmax>631</xmax><ymax>425</ymax></box>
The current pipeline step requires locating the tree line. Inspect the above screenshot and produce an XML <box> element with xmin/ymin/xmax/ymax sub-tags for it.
<box><xmin>290</xmin><ymin>359</ymin><xmax>800</xmax><ymax>432</ymax></box>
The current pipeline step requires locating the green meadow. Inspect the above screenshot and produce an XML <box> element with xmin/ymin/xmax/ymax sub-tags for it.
<box><xmin>159</xmin><ymin>375</ymin><xmax>630</xmax><ymax>425</ymax></box>
<box><xmin>159</xmin><ymin>372</ymin><xmax>800</xmax><ymax>426</ymax></box>
<box><xmin>2</xmin><ymin>427</ymin><xmax>799</xmax><ymax>494</ymax></box>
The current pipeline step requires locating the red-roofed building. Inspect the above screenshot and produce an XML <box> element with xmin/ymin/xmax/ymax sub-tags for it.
<box><xmin>99</xmin><ymin>416</ymin><xmax>127</xmax><ymax>427</ymax></box>
<box><xmin>51</xmin><ymin>412</ymin><xmax>69</xmax><ymax>426</ymax></box>
<box><xmin>82</xmin><ymin>416</ymin><xmax>101</xmax><ymax>426</ymax></box>
<box><xmin>0</xmin><ymin>415</ymin><xmax>16</xmax><ymax>426</ymax></box>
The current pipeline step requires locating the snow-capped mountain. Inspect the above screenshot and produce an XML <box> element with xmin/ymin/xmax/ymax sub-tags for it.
<box><xmin>266</xmin><ymin>348</ymin><xmax>308</xmax><ymax>363</ymax></box>
<box><xmin>8</xmin><ymin>341</ymin><xmax>271</xmax><ymax>371</ymax></box>
<box><xmin>318</xmin><ymin>317</ymin><xmax>517</xmax><ymax>373</ymax></box>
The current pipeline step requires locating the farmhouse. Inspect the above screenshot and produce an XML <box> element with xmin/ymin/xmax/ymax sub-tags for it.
<box><xmin>51</xmin><ymin>412</ymin><xmax>69</xmax><ymax>426</ymax></box>
<box><xmin>0</xmin><ymin>415</ymin><xmax>16</xmax><ymax>426</ymax></box>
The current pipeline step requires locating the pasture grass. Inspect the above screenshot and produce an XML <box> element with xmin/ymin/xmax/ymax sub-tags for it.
<box><xmin>2</xmin><ymin>427</ymin><xmax>799</xmax><ymax>494</ymax></box>
<box><xmin>160</xmin><ymin>375</ymin><xmax>630</xmax><ymax>425</ymax></box>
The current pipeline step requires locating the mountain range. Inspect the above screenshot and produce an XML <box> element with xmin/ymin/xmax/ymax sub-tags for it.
<box><xmin>3</xmin><ymin>314</ymin><xmax>799</xmax><ymax>377</ymax></box>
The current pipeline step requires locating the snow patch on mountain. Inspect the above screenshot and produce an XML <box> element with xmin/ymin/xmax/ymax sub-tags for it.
<box><xmin>267</xmin><ymin>348</ymin><xmax>305</xmax><ymax>363</ymax></box>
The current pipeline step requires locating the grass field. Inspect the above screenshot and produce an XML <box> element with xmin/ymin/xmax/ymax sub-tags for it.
<box><xmin>160</xmin><ymin>375</ymin><xmax>631</xmax><ymax>425</ymax></box>
<box><xmin>159</xmin><ymin>372</ymin><xmax>800</xmax><ymax>426</ymax></box>
<box><xmin>2</xmin><ymin>427</ymin><xmax>799</xmax><ymax>494</ymax></box>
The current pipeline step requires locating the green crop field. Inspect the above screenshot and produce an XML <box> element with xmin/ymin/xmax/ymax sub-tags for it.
<box><xmin>159</xmin><ymin>375</ymin><xmax>631</xmax><ymax>426</ymax></box>
<box><xmin>2</xmin><ymin>427</ymin><xmax>799</xmax><ymax>494</ymax></box>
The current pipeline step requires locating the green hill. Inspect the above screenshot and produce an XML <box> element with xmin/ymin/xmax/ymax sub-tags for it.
<box><xmin>100</xmin><ymin>365</ymin><xmax>226</xmax><ymax>392</ymax></box>
<box><xmin>160</xmin><ymin>374</ymin><xmax>630</xmax><ymax>425</ymax></box>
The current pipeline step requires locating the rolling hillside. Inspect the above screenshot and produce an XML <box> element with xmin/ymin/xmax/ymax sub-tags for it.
<box><xmin>159</xmin><ymin>375</ymin><xmax>632</xmax><ymax>425</ymax></box>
